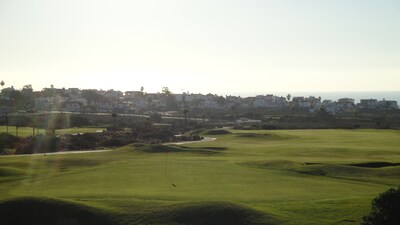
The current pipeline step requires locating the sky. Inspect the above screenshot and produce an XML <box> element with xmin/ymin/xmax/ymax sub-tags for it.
<box><xmin>0</xmin><ymin>0</ymin><xmax>399</xmax><ymax>95</ymax></box>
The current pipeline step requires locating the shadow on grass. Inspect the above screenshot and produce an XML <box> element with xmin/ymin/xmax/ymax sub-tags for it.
<box><xmin>204</xmin><ymin>130</ymin><xmax>232</xmax><ymax>135</ymax></box>
<box><xmin>128</xmin><ymin>143</ymin><xmax>224</xmax><ymax>155</ymax></box>
<box><xmin>347</xmin><ymin>162</ymin><xmax>400</xmax><ymax>168</ymax></box>
<box><xmin>240</xmin><ymin>160</ymin><xmax>400</xmax><ymax>185</ymax></box>
<box><xmin>235</xmin><ymin>133</ymin><xmax>297</xmax><ymax>141</ymax></box>
<box><xmin>0</xmin><ymin>197</ymin><xmax>114</xmax><ymax>225</ymax></box>
<box><xmin>0</xmin><ymin>198</ymin><xmax>278</xmax><ymax>225</ymax></box>
<box><xmin>124</xmin><ymin>202</ymin><xmax>279</xmax><ymax>225</ymax></box>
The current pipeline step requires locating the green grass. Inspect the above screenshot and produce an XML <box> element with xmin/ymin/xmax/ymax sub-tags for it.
<box><xmin>0</xmin><ymin>126</ymin><xmax>44</xmax><ymax>137</ymax></box>
<box><xmin>1</xmin><ymin>129</ymin><xmax>400</xmax><ymax>224</ymax></box>
<box><xmin>0</xmin><ymin>126</ymin><xmax>105</xmax><ymax>137</ymax></box>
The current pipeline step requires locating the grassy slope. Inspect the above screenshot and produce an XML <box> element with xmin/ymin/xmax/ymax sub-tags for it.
<box><xmin>0</xmin><ymin>129</ymin><xmax>399</xmax><ymax>224</ymax></box>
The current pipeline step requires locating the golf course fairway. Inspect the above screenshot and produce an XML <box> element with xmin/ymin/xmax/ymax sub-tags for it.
<box><xmin>1</xmin><ymin>129</ymin><xmax>399</xmax><ymax>225</ymax></box>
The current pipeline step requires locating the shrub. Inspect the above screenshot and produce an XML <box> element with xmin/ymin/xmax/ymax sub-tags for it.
<box><xmin>0</xmin><ymin>133</ymin><xmax>21</xmax><ymax>153</ymax></box>
<box><xmin>361</xmin><ymin>186</ymin><xmax>400</xmax><ymax>225</ymax></box>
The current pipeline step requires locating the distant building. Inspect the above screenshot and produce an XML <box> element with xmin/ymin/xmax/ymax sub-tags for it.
<box><xmin>337</xmin><ymin>98</ymin><xmax>355</xmax><ymax>112</ymax></box>
<box><xmin>63</xmin><ymin>101</ymin><xmax>83</xmax><ymax>112</ymax></box>
<box><xmin>377</xmin><ymin>100</ymin><xmax>398</xmax><ymax>110</ymax></box>
<box><xmin>124</xmin><ymin>91</ymin><xmax>143</xmax><ymax>100</ymax></box>
<box><xmin>236</xmin><ymin>118</ymin><xmax>262</xmax><ymax>125</ymax></box>
<box><xmin>253</xmin><ymin>95</ymin><xmax>287</xmax><ymax>108</ymax></box>
<box><xmin>198</xmin><ymin>99</ymin><xmax>220</xmax><ymax>109</ymax></box>
<box><xmin>322</xmin><ymin>100</ymin><xmax>339</xmax><ymax>114</ymax></box>
<box><xmin>357</xmin><ymin>99</ymin><xmax>398</xmax><ymax>110</ymax></box>
<box><xmin>358</xmin><ymin>99</ymin><xmax>378</xmax><ymax>110</ymax></box>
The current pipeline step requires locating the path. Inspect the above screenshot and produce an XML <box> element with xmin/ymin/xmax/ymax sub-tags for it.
<box><xmin>166</xmin><ymin>137</ymin><xmax>217</xmax><ymax>145</ymax></box>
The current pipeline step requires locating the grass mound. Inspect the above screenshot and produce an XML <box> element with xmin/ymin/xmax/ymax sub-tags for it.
<box><xmin>204</xmin><ymin>129</ymin><xmax>232</xmax><ymax>135</ymax></box>
<box><xmin>0</xmin><ymin>197</ymin><xmax>114</xmax><ymax>225</ymax></box>
<box><xmin>242</xmin><ymin>160</ymin><xmax>400</xmax><ymax>185</ymax></box>
<box><xmin>157</xmin><ymin>202</ymin><xmax>277</xmax><ymax>225</ymax></box>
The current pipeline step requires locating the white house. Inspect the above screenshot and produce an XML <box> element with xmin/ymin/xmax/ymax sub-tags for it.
<box><xmin>63</xmin><ymin>101</ymin><xmax>82</xmax><ymax>112</ymax></box>
<box><xmin>198</xmin><ymin>99</ymin><xmax>221</xmax><ymax>109</ymax></box>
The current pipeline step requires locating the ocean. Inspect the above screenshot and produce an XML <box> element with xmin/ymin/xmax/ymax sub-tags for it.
<box><xmin>218</xmin><ymin>91</ymin><xmax>400</xmax><ymax>104</ymax></box>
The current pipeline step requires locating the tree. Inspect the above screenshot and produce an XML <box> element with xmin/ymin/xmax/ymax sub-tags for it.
<box><xmin>149</xmin><ymin>113</ymin><xmax>162</xmax><ymax>123</ymax></box>
<box><xmin>361</xmin><ymin>186</ymin><xmax>400</xmax><ymax>225</ymax></box>
<box><xmin>182</xmin><ymin>92</ymin><xmax>187</xmax><ymax>109</ymax></box>
<box><xmin>162</xmin><ymin>87</ymin><xmax>177</xmax><ymax>110</ymax></box>
<box><xmin>216</xmin><ymin>96</ymin><xmax>226</xmax><ymax>106</ymax></box>
<box><xmin>286</xmin><ymin>94</ymin><xmax>291</xmax><ymax>101</ymax></box>
<box><xmin>162</xmin><ymin>86</ymin><xmax>171</xmax><ymax>95</ymax></box>
<box><xmin>21</xmin><ymin>84</ymin><xmax>34</xmax><ymax>109</ymax></box>
<box><xmin>82</xmin><ymin>89</ymin><xmax>106</xmax><ymax>102</ymax></box>
<box><xmin>0</xmin><ymin>80</ymin><xmax>4</xmax><ymax>89</ymax></box>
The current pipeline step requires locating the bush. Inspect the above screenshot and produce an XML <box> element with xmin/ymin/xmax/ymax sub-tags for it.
<box><xmin>361</xmin><ymin>186</ymin><xmax>400</xmax><ymax>225</ymax></box>
<box><xmin>15</xmin><ymin>135</ymin><xmax>58</xmax><ymax>154</ymax></box>
<box><xmin>70</xmin><ymin>115</ymin><xmax>92</xmax><ymax>127</ymax></box>
<box><xmin>0</xmin><ymin>133</ymin><xmax>21</xmax><ymax>153</ymax></box>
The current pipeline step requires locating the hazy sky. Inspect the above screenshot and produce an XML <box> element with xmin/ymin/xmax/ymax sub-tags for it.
<box><xmin>1</xmin><ymin>0</ymin><xmax>399</xmax><ymax>94</ymax></box>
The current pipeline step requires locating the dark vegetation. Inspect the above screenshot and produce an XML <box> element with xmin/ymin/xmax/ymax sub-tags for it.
<box><xmin>0</xmin><ymin>133</ymin><xmax>21</xmax><ymax>153</ymax></box>
<box><xmin>361</xmin><ymin>186</ymin><xmax>400</xmax><ymax>225</ymax></box>
<box><xmin>161</xmin><ymin>202</ymin><xmax>276</xmax><ymax>225</ymax></box>
<box><xmin>204</xmin><ymin>129</ymin><xmax>232</xmax><ymax>135</ymax></box>
<box><xmin>233</xmin><ymin>112</ymin><xmax>400</xmax><ymax>130</ymax></box>
<box><xmin>1</xmin><ymin>113</ymin><xmax>205</xmax><ymax>155</ymax></box>
<box><xmin>348</xmin><ymin>162</ymin><xmax>400</xmax><ymax>168</ymax></box>
<box><xmin>0</xmin><ymin>198</ymin><xmax>276</xmax><ymax>225</ymax></box>
<box><xmin>0</xmin><ymin>197</ymin><xmax>114</xmax><ymax>225</ymax></box>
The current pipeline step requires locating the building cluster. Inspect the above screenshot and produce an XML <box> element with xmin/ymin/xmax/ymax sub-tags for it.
<box><xmin>0</xmin><ymin>86</ymin><xmax>398</xmax><ymax>114</ymax></box>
